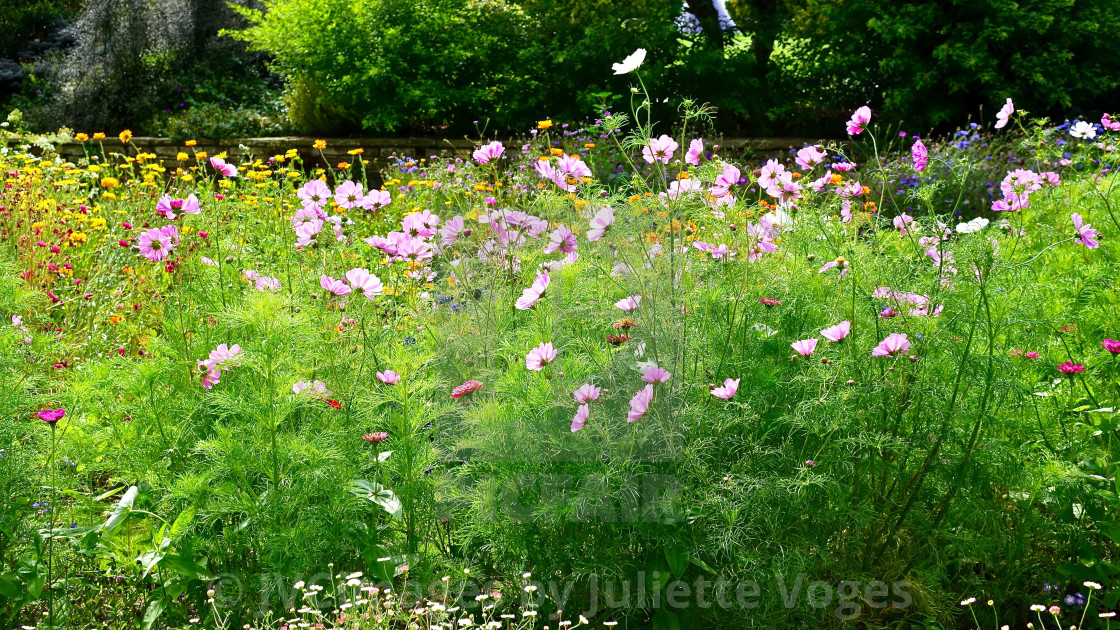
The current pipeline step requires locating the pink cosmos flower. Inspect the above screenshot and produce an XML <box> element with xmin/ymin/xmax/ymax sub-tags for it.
<box><xmin>821</xmin><ymin>321</ymin><xmax>851</xmax><ymax>342</ymax></box>
<box><xmin>1058</xmin><ymin>361</ymin><xmax>1085</xmax><ymax>374</ymax></box>
<box><xmin>586</xmin><ymin>207</ymin><xmax>615</xmax><ymax>242</ymax></box>
<box><xmin>643</xmin><ymin>135</ymin><xmax>679</xmax><ymax>164</ymax></box>
<box><xmin>209</xmin><ymin>343</ymin><xmax>243</xmax><ymax>366</ymax></box>
<box><xmin>376</xmin><ymin>370</ymin><xmax>401</xmax><ymax>385</ymax></box>
<box><xmin>320</xmin><ymin>274</ymin><xmax>352</xmax><ymax>296</ymax></box>
<box><xmin>795</xmin><ymin>145</ymin><xmax>827</xmax><ymax>170</ymax></box>
<box><xmin>37</xmin><ymin>408</ymin><xmax>65</xmax><ymax>423</ymax></box>
<box><xmin>451</xmin><ymin>380</ymin><xmax>483</xmax><ymax>399</ymax></box>
<box><xmin>641</xmin><ymin>365</ymin><xmax>671</xmax><ymax>383</ymax></box>
<box><xmin>334</xmin><ymin>181</ymin><xmax>364</xmax><ymax>209</ymax></box>
<box><xmin>439</xmin><ymin>215</ymin><xmax>466</xmax><ymax>247</ymax></box>
<box><xmin>791</xmin><ymin>338</ymin><xmax>818</xmax><ymax>356</ymax></box>
<box><xmin>571</xmin><ymin>404</ymin><xmax>590</xmax><ymax>432</ymax></box>
<box><xmin>912</xmin><ymin>137</ymin><xmax>928</xmax><ymax>173</ymax></box>
<box><xmin>515</xmin><ymin>271</ymin><xmax>550</xmax><ymax>310</ymax></box>
<box><xmin>210</xmin><ymin>156</ymin><xmax>238</xmax><ymax>177</ymax></box>
<box><xmin>255</xmin><ymin>276</ymin><xmax>280</xmax><ymax>292</ymax></box>
<box><xmin>873</xmin><ymin>333</ymin><xmax>910</xmax><ymax>357</ymax></box>
<box><xmin>685</xmin><ymin>138</ymin><xmax>704</xmax><ymax>166</ymax></box>
<box><xmin>1072</xmin><ymin>213</ymin><xmax>1099</xmax><ymax>249</ymax></box>
<box><xmin>543</xmin><ymin>225</ymin><xmax>578</xmax><ymax>256</ymax></box>
<box><xmin>615</xmin><ymin>295</ymin><xmax>642</xmax><ymax>311</ymax></box>
<box><xmin>525</xmin><ymin>342</ymin><xmax>557</xmax><ymax>371</ymax></box>
<box><xmin>156</xmin><ymin>193</ymin><xmax>200</xmax><ymax>220</ymax></box>
<box><xmin>1101</xmin><ymin>339</ymin><xmax>1120</xmax><ymax>355</ymax></box>
<box><xmin>362</xmin><ymin>189</ymin><xmax>392</xmax><ymax>211</ymax></box>
<box><xmin>994</xmin><ymin>98</ymin><xmax>1014</xmax><ymax>129</ymax></box>
<box><xmin>345</xmin><ymin>267</ymin><xmax>383</xmax><ymax>299</ymax></box>
<box><xmin>818</xmin><ymin>257</ymin><xmax>849</xmax><ymax>279</ymax></box>
<box><xmin>711</xmin><ymin>378</ymin><xmax>739</xmax><ymax>400</ymax></box>
<box><xmin>756</xmin><ymin>160</ymin><xmax>785</xmax><ymax>191</ymax></box>
<box><xmin>298</xmin><ymin>179</ymin><xmax>332</xmax><ymax>209</ymax></box>
<box><xmin>846</xmin><ymin>106</ymin><xmax>871</xmax><ymax>135</ymax></box>
<box><xmin>574</xmin><ymin>383</ymin><xmax>602</xmax><ymax>403</ymax></box>
<box><xmin>137</xmin><ymin>227</ymin><xmax>173</xmax><ymax>262</ymax></box>
<box><xmin>628</xmin><ymin>384</ymin><xmax>655</xmax><ymax>422</ymax></box>
<box><xmin>293</xmin><ymin>380</ymin><xmax>331</xmax><ymax>396</ymax></box>
<box><xmin>664</xmin><ymin>178</ymin><xmax>702</xmax><ymax>200</ymax></box>
<box><xmin>1103</xmin><ymin>113</ymin><xmax>1120</xmax><ymax>132</ymax></box>
<box><xmin>473</xmin><ymin>141</ymin><xmax>505</xmax><ymax>164</ymax></box>
<box><xmin>833</xmin><ymin>162</ymin><xmax>856</xmax><ymax>172</ymax></box>
<box><xmin>893</xmin><ymin>213</ymin><xmax>914</xmax><ymax>234</ymax></box>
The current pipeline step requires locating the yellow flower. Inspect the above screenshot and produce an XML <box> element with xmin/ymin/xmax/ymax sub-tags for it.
<box><xmin>550</xmin><ymin>148</ymin><xmax>564</xmax><ymax>156</ymax></box>
<box><xmin>185</xmin><ymin>139</ymin><xmax>197</xmax><ymax>147</ymax></box>
<box><xmin>118</xmin><ymin>130</ymin><xmax>132</xmax><ymax>143</ymax></box>
<box><xmin>69</xmin><ymin>232</ymin><xmax>87</xmax><ymax>243</ymax></box>
<box><xmin>314</xmin><ymin>139</ymin><xmax>327</xmax><ymax>150</ymax></box>
<box><xmin>538</xmin><ymin>120</ymin><xmax>553</xmax><ymax>129</ymax></box>
<box><xmin>75</xmin><ymin>133</ymin><xmax>89</xmax><ymax>142</ymax></box>
<box><xmin>93</xmin><ymin>133</ymin><xmax>106</xmax><ymax>140</ymax></box>
<box><xmin>175</xmin><ymin>152</ymin><xmax>187</xmax><ymax>161</ymax></box>
<box><xmin>194</xmin><ymin>151</ymin><xmax>208</xmax><ymax>160</ymax></box>
<box><xmin>347</xmin><ymin>148</ymin><xmax>364</xmax><ymax>155</ymax></box>
<box><xmin>100</xmin><ymin>177</ymin><xmax>119</xmax><ymax>189</ymax></box>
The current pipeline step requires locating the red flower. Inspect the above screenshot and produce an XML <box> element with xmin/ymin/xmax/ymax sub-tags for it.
<box><xmin>362</xmin><ymin>431</ymin><xmax>389</xmax><ymax>443</ymax></box>
<box><xmin>326</xmin><ymin>399</ymin><xmax>342</xmax><ymax>409</ymax></box>
<box><xmin>1058</xmin><ymin>362</ymin><xmax>1085</xmax><ymax>374</ymax></box>
<box><xmin>451</xmin><ymin>380</ymin><xmax>483</xmax><ymax>399</ymax></box>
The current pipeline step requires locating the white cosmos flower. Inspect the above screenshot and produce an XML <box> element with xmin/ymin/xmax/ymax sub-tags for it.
<box><xmin>612</xmin><ymin>48</ymin><xmax>647</xmax><ymax>75</ymax></box>
<box><xmin>956</xmin><ymin>217</ymin><xmax>990</xmax><ymax>234</ymax></box>
<box><xmin>1070</xmin><ymin>120</ymin><xmax>1097</xmax><ymax>139</ymax></box>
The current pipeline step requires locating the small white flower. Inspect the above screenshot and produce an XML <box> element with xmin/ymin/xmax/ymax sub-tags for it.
<box><xmin>956</xmin><ymin>217</ymin><xmax>989</xmax><ymax>234</ymax></box>
<box><xmin>1070</xmin><ymin>120</ymin><xmax>1098</xmax><ymax>139</ymax></box>
<box><xmin>1084</xmin><ymin>581</ymin><xmax>1102</xmax><ymax>590</ymax></box>
<box><xmin>612</xmin><ymin>49</ymin><xmax>647</xmax><ymax>75</ymax></box>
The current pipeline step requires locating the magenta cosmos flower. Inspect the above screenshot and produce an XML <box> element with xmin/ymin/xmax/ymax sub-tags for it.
<box><xmin>711</xmin><ymin>378</ymin><xmax>739</xmax><ymax>400</ymax></box>
<box><xmin>911</xmin><ymin>137</ymin><xmax>928</xmax><ymax>173</ymax></box>
<box><xmin>363</xmin><ymin>431</ymin><xmax>389</xmax><ymax>443</ymax></box>
<box><xmin>573</xmin><ymin>383</ymin><xmax>602</xmax><ymax>403</ymax></box>
<box><xmin>473</xmin><ymin>141</ymin><xmax>505</xmax><ymax>164</ymax></box>
<box><xmin>376</xmin><ymin>370</ymin><xmax>400</xmax><ymax>385</ymax></box>
<box><xmin>1058</xmin><ymin>361</ymin><xmax>1085</xmax><ymax>374</ymax></box>
<box><xmin>515</xmin><ymin>271</ymin><xmax>550</xmax><ymax>310</ymax></box>
<box><xmin>643</xmin><ymin>135</ymin><xmax>678</xmax><ymax>164</ymax></box>
<box><xmin>1103</xmin><ymin>339</ymin><xmax>1120</xmax><ymax>355</ymax></box>
<box><xmin>1072</xmin><ymin>213</ymin><xmax>1099</xmax><ymax>249</ymax></box>
<box><xmin>451</xmin><ymin>380</ymin><xmax>483</xmax><ymax>399</ymax></box>
<box><xmin>873</xmin><ymin>333</ymin><xmax>910</xmax><ymax>357</ymax></box>
<box><xmin>209</xmin><ymin>156</ymin><xmax>238</xmax><ymax>177</ymax></box>
<box><xmin>526</xmin><ymin>342</ymin><xmax>557</xmax><ymax>371</ymax></box>
<box><xmin>846</xmin><ymin>106</ymin><xmax>871</xmax><ymax>135</ymax></box>
<box><xmin>642</xmin><ymin>365</ymin><xmax>671</xmax><ymax>383</ymax></box>
<box><xmin>37</xmin><ymin>408</ymin><xmax>66</xmax><ymax>423</ymax></box>
<box><xmin>818</xmin><ymin>257</ymin><xmax>849</xmax><ymax>279</ymax></box>
<box><xmin>627</xmin><ymin>384</ymin><xmax>654</xmax><ymax>422</ymax></box>
<box><xmin>615</xmin><ymin>295</ymin><xmax>642</xmax><ymax>311</ymax></box>
<box><xmin>156</xmin><ymin>193</ymin><xmax>200</xmax><ymax>220</ymax></box>
<box><xmin>821</xmin><ymin>321</ymin><xmax>851</xmax><ymax>342</ymax></box>
<box><xmin>543</xmin><ymin>225</ymin><xmax>578</xmax><ymax>256</ymax></box>
<box><xmin>571</xmin><ymin>404</ymin><xmax>590</xmax><ymax>432</ymax></box>
<box><xmin>791</xmin><ymin>338</ymin><xmax>818</xmax><ymax>357</ymax></box>
<box><xmin>138</xmin><ymin>227</ymin><xmax>173</xmax><ymax>262</ymax></box>
<box><xmin>994</xmin><ymin>98</ymin><xmax>1014</xmax><ymax>129</ymax></box>
<box><xmin>685</xmin><ymin>138</ymin><xmax>704</xmax><ymax>166</ymax></box>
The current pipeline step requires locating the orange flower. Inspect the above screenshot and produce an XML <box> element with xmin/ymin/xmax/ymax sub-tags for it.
<box><xmin>314</xmin><ymin>139</ymin><xmax>327</xmax><ymax>149</ymax></box>
<box><xmin>93</xmin><ymin>133</ymin><xmax>106</xmax><ymax>140</ymax></box>
<box><xmin>119</xmin><ymin>130</ymin><xmax>132</xmax><ymax>143</ymax></box>
<box><xmin>75</xmin><ymin>133</ymin><xmax>89</xmax><ymax>142</ymax></box>
<box><xmin>537</xmin><ymin>120</ymin><xmax>553</xmax><ymax>129</ymax></box>
<box><xmin>550</xmin><ymin>148</ymin><xmax>564</xmax><ymax>156</ymax></box>
<box><xmin>185</xmin><ymin>139</ymin><xmax>197</xmax><ymax>147</ymax></box>
<box><xmin>109</xmin><ymin>315</ymin><xmax>122</xmax><ymax>324</ymax></box>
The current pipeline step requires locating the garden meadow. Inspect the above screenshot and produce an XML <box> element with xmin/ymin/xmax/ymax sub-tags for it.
<box><xmin>2</xmin><ymin>50</ymin><xmax>1120</xmax><ymax>630</ymax></box>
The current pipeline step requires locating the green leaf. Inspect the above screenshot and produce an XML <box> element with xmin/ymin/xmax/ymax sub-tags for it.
<box><xmin>664</xmin><ymin>543</ymin><xmax>689</xmax><ymax>579</ymax></box>
<box><xmin>159</xmin><ymin>555</ymin><xmax>215</xmax><ymax>581</ymax></box>
<box><xmin>349</xmin><ymin>480</ymin><xmax>403</xmax><ymax>520</ymax></box>
<box><xmin>0</xmin><ymin>573</ymin><xmax>22</xmax><ymax>599</ymax></box>
<box><xmin>102</xmin><ymin>485</ymin><xmax>139</xmax><ymax>535</ymax></box>
<box><xmin>141</xmin><ymin>596</ymin><xmax>167</xmax><ymax>630</ymax></box>
<box><xmin>1098</xmin><ymin>521</ymin><xmax>1120</xmax><ymax>545</ymax></box>
<box><xmin>652</xmin><ymin>610</ymin><xmax>681</xmax><ymax>630</ymax></box>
